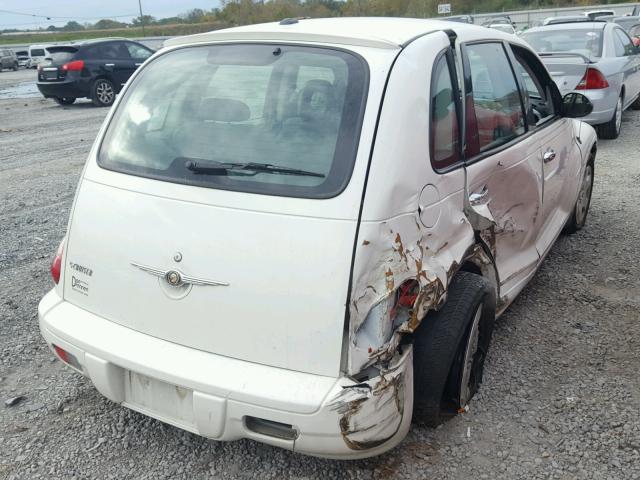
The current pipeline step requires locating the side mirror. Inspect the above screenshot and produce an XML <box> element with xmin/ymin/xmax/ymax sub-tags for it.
<box><xmin>562</xmin><ymin>92</ymin><xmax>593</xmax><ymax>118</ymax></box>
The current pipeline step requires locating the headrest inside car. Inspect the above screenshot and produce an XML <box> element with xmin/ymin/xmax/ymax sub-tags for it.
<box><xmin>198</xmin><ymin>98</ymin><xmax>251</xmax><ymax>122</ymax></box>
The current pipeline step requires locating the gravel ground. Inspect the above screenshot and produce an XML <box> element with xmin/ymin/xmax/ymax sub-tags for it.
<box><xmin>1</xmin><ymin>68</ymin><xmax>639</xmax><ymax>479</ymax></box>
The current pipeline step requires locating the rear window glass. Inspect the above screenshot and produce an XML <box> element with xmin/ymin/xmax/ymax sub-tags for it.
<box><xmin>47</xmin><ymin>47</ymin><xmax>77</xmax><ymax>64</ymax></box>
<box><xmin>31</xmin><ymin>49</ymin><xmax>45</xmax><ymax>57</ymax></box>
<box><xmin>98</xmin><ymin>44</ymin><xmax>368</xmax><ymax>198</ymax></box>
<box><xmin>521</xmin><ymin>29</ymin><xmax>603</xmax><ymax>58</ymax></box>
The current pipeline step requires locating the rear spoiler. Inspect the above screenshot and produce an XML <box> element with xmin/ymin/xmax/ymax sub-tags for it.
<box><xmin>537</xmin><ymin>52</ymin><xmax>593</xmax><ymax>64</ymax></box>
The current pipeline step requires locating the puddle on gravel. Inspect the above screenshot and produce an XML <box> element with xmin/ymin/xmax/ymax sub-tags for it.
<box><xmin>0</xmin><ymin>82</ymin><xmax>40</xmax><ymax>100</ymax></box>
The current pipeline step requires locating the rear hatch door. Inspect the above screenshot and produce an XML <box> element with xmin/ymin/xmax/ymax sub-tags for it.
<box><xmin>38</xmin><ymin>46</ymin><xmax>78</xmax><ymax>82</ymax></box>
<box><xmin>61</xmin><ymin>42</ymin><xmax>374</xmax><ymax>378</ymax></box>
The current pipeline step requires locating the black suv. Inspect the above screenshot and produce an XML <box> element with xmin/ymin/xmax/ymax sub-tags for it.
<box><xmin>37</xmin><ymin>39</ymin><xmax>154</xmax><ymax>106</ymax></box>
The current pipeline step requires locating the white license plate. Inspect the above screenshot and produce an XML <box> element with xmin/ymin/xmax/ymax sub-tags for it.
<box><xmin>124</xmin><ymin>371</ymin><xmax>195</xmax><ymax>429</ymax></box>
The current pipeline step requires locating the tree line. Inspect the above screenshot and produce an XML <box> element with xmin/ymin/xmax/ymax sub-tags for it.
<box><xmin>1</xmin><ymin>0</ymin><xmax>625</xmax><ymax>34</ymax></box>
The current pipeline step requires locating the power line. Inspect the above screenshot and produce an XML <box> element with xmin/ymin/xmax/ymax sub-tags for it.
<box><xmin>0</xmin><ymin>8</ymin><xmax>137</xmax><ymax>21</ymax></box>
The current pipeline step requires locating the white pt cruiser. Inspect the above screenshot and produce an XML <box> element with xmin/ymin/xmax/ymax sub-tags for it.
<box><xmin>39</xmin><ymin>18</ymin><xmax>597</xmax><ymax>459</ymax></box>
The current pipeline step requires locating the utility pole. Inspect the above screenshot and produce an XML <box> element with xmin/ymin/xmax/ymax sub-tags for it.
<box><xmin>138</xmin><ymin>0</ymin><xmax>145</xmax><ymax>36</ymax></box>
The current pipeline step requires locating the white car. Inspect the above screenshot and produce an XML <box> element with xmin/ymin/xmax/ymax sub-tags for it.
<box><xmin>27</xmin><ymin>44</ymin><xmax>51</xmax><ymax>69</ymax></box>
<box><xmin>39</xmin><ymin>17</ymin><xmax>597</xmax><ymax>459</ymax></box>
<box><xmin>489</xmin><ymin>23</ymin><xmax>516</xmax><ymax>34</ymax></box>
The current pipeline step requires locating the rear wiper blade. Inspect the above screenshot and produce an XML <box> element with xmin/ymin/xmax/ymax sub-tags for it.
<box><xmin>184</xmin><ymin>159</ymin><xmax>325</xmax><ymax>178</ymax></box>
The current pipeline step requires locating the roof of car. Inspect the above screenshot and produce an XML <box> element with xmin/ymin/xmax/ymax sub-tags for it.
<box><xmin>164</xmin><ymin>17</ymin><xmax>499</xmax><ymax>50</ymax></box>
<box><xmin>526</xmin><ymin>21</ymin><xmax>609</xmax><ymax>32</ymax></box>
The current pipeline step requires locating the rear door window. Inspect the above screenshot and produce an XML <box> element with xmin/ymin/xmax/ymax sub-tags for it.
<box><xmin>462</xmin><ymin>42</ymin><xmax>525</xmax><ymax>157</ymax></box>
<box><xmin>92</xmin><ymin>43</ymin><xmax>131</xmax><ymax>59</ymax></box>
<box><xmin>614</xmin><ymin>28</ymin><xmax>635</xmax><ymax>56</ymax></box>
<box><xmin>430</xmin><ymin>52</ymin><xmax>460</xmax><ymax>170</ymax></box>
<box><xmin>98</xmin><ymin>44</ymin><xmax>368</xmax><ymax>199</ymax></box>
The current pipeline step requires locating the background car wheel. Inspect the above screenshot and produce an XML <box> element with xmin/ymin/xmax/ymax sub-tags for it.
<box><xmin>564</xmin><ymin>158</ymin><xmax>595</xmax><ymax>234</ymax></box>
<box><xmin>597</xmin><ymin>95</ymin><xmax>622</xmax><ymax>139</ymax></box>
<box><xmin>53</xmin><ymin>97</ymin><xmax>76</xmax><ymax>106</ymax></box>
<box><xmin>91</xmin><ymin>79</ymin><xmax>115</xmax><ymax>107</ymax></box>
<box><xmin>12</xmin><ymin>63</ymin><xmax>18</xmax><ymax>71</ymax></box>
<box><xmin>412</xmin><ymin>272</ymin><xmax>496</xmax><ymax>427</ymax></box>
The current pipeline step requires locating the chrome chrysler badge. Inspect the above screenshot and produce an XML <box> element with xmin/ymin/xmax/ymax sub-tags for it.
<box><xmin>165</xmin><ymin>270</ymin><xmax>182</xmax><ymax>286</ymax></box>
<box><xmin>130</xmin><ymin>262</ymin><xmax>229</xmax><ymax>287</ymax></box>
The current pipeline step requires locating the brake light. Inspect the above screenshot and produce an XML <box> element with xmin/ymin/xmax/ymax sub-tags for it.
<box><xmin>51</xmin><ymin>238</ymin><xmax>65</xmax><ymax>284</ymax></box>
<box><xmin>576</xmin><ymin>68</ymin><xmax>609</xmax><ymax>90</ymax></box>
<box><xmin>62</xmin><ymin>60</ymin><xmax>84</xmax><ymax>72</ymax></box>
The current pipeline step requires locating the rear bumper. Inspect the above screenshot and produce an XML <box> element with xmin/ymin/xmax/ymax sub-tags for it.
<box><xmin>37</xmin><ymin>79</ymin><xmax>89</xmax><ymax>99</ymax></box>
<box><xmin>38</xmin><ymin>289</ymin><xmax>413</xmax><ymax>459</ymax></box>
<box><xmin>576</xmin><ymin>88</ymin><xmax>619</xmax><ymax>126</ymax></box>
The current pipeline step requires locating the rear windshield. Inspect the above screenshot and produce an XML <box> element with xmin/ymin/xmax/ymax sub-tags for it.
<box><xmin>30</xmin><ymin>49</ymin><xmax>46</xmax><ymax>57</ymax></box>
<box><xmin>98</xmin><ymin>44</ymin><xmax>368</xmax><ymax>199</ymax></box>
<box><xmin>47</xmin><ymin>46</ymin><xmax>77</xmax><ymax>64</ymax></box>
<box><xmin>521</xmin><ymin>29</ymin><xmax>603</xmax><ymax>58</ymax></box>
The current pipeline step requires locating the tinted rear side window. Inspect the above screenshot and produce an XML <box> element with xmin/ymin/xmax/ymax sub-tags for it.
<box><xmin>98</xmin><ymin>44</ymin><xmax>368</xmax><ymax>199</ymax></box>
<box><xmin>31</xmin><ymin>49</ymin><xmax>45</xmax><ymax>57</ymax></box>
<box><xmin>430</xmin><ymin>53</ymin><xmax>460</xmax><ymax>170</ymax></box>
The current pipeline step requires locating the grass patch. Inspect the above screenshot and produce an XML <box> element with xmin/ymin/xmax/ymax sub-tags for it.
<box><xmin>0</xmin><ymin>22</ymin><xmax>228</xmax><ymax>46</ymax></box>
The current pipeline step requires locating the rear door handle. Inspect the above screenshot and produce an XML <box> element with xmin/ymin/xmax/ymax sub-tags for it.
<box><xmin>543</xmin><ymin>149</ymin><xmax>556</xmax><ymax>163</ymax></box>
<box><xmin>104</xmin><ymin>63</ymin><xmax>115</xmax><ymax>67</ymax></box>
<box><xmin>135</xmin><ymin>63</ymin><xmax>142</xmax><ymax>66</ymax></box>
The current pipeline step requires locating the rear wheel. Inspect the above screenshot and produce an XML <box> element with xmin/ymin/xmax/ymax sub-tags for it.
<box><xmin>597</xmin><ymin>95</ymin><xmax>622</xmax><ymax>139</ymax></box>
<box><xmin>564</xmin><ymin>159</ymin><xmax>594</xmax><ymax>234</ymax></box>
<box><xmin>91</xmin><ymin>78</ymin><xmax>115</xmax><ymax>107</ymax></box>
<box><xmin>12</xmin><ymin>62</ymin><xmax>18</xmax><ymax>71</ymax></box>
<box><xmin>53</xmin><ymin>97</ymin><xmax>76</xmax><ymax>106</ymax></box>
<box><xmin>412</xmin><ymin>272</ymin><xmax>496</xmax><ymax>427</ymax></box>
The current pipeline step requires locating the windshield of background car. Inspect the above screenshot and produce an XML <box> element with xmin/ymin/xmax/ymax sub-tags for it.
<box><xmin>98</xmin><ymin>44</ymin><xmax>368</xmax><ymax>199</ymax></box>
<box><xmin>521</xmin><ymin>29</ymin><xmax>604</xmax><ymax>58</ymax></box>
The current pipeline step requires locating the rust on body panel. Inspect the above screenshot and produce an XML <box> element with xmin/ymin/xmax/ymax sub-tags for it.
<box><xmin>329</xmin><ymin>350</ymin><xmax>411</xmax><ymax>450</ymax></box>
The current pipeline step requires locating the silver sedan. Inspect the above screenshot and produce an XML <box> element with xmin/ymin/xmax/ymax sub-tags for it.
<box><xmin>521</xmin><ymin>21</ymin><xmax>640</xmax><ymax>139</ymax></box>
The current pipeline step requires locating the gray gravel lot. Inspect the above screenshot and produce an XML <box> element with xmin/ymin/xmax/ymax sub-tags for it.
<box><xmin>1</xmin><ymin>68</ymin><xmax>639</xmax><ymax>479</ymax></box>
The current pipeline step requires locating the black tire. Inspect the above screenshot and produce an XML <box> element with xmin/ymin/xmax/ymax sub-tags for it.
<box><xmin>597</xmin><ymin>94</ymin><xmax>622</xmax><ymax>139</ymax></box>
<box><xmin>412</xmin><ymin>271</ymin><xmax>496</xmax><ymax>427</ymax></box>
<box><xmin>53</xmin><ymin>97</ymin><xmax>76</xmax><ymax>106</ymax></box>
<box><xmin>564</xmin><ymin>158</ymin><xmax>595</xmax><ymax>234</ymax></box>
<box><xmin>631</xmin><ymin>94</ymin><xmax>640</xmax><ymax>111</ymax></box>
<box><xmin>91</xmin><ymin>78</ymin><xmax>115</xmax><ymax>107</ymax></box>
<box><xmin>12</xmin><ymin>62</ymin><xmax>18</xmax><ymax>71</ymax></box>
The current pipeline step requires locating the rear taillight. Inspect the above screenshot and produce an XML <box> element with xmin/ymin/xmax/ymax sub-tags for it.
<box><xmin>576</xmin><ymin>68</ymin><xmax>609</xmax><ymax>90</ymax></box>
<box><xmin>62</xmin><ymin>60</ymin><xmax>84</xmax><ymax>72</ymax></box>
<box><xmin>51</xmin><ymin>238</ymin><xmax>65</xmax><ymax>284</ymax></box>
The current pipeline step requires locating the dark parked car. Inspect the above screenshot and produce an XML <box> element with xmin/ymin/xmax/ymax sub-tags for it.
<box><xmin>0</xmin><ymin>49</ymin><xmax>19</xmax><ymax>71</ymax></box>
<box><xmin>36</xmin><ymin>39</ymin><xmax>154</xmax><ymax>106</ymax></box>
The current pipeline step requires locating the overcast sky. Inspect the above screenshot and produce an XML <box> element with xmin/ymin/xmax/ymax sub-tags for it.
<box><xmin>0</xmin><ymin>1</ymin><xmax>219</xmax><ymax>29</ymax></box>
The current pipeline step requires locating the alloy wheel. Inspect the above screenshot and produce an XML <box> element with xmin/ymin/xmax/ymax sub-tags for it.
<box><xmin>575</xmin><ymin>164</ymin><xmax>593</xmax><ymax>226</ymax></box>
<box><xmin>615</xmin><ymin>96</ymin><xmax>622</xmax><ymax>134</ymax></box>
<box><xmin>96</xmin><ymin>81</ymin><xmax>114</xmax><ymax>105</ymax></box>
<box><xmin>459</xmin><ymin>304</ymin><xmax>483</xmax><ymax>407</ymax></box>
